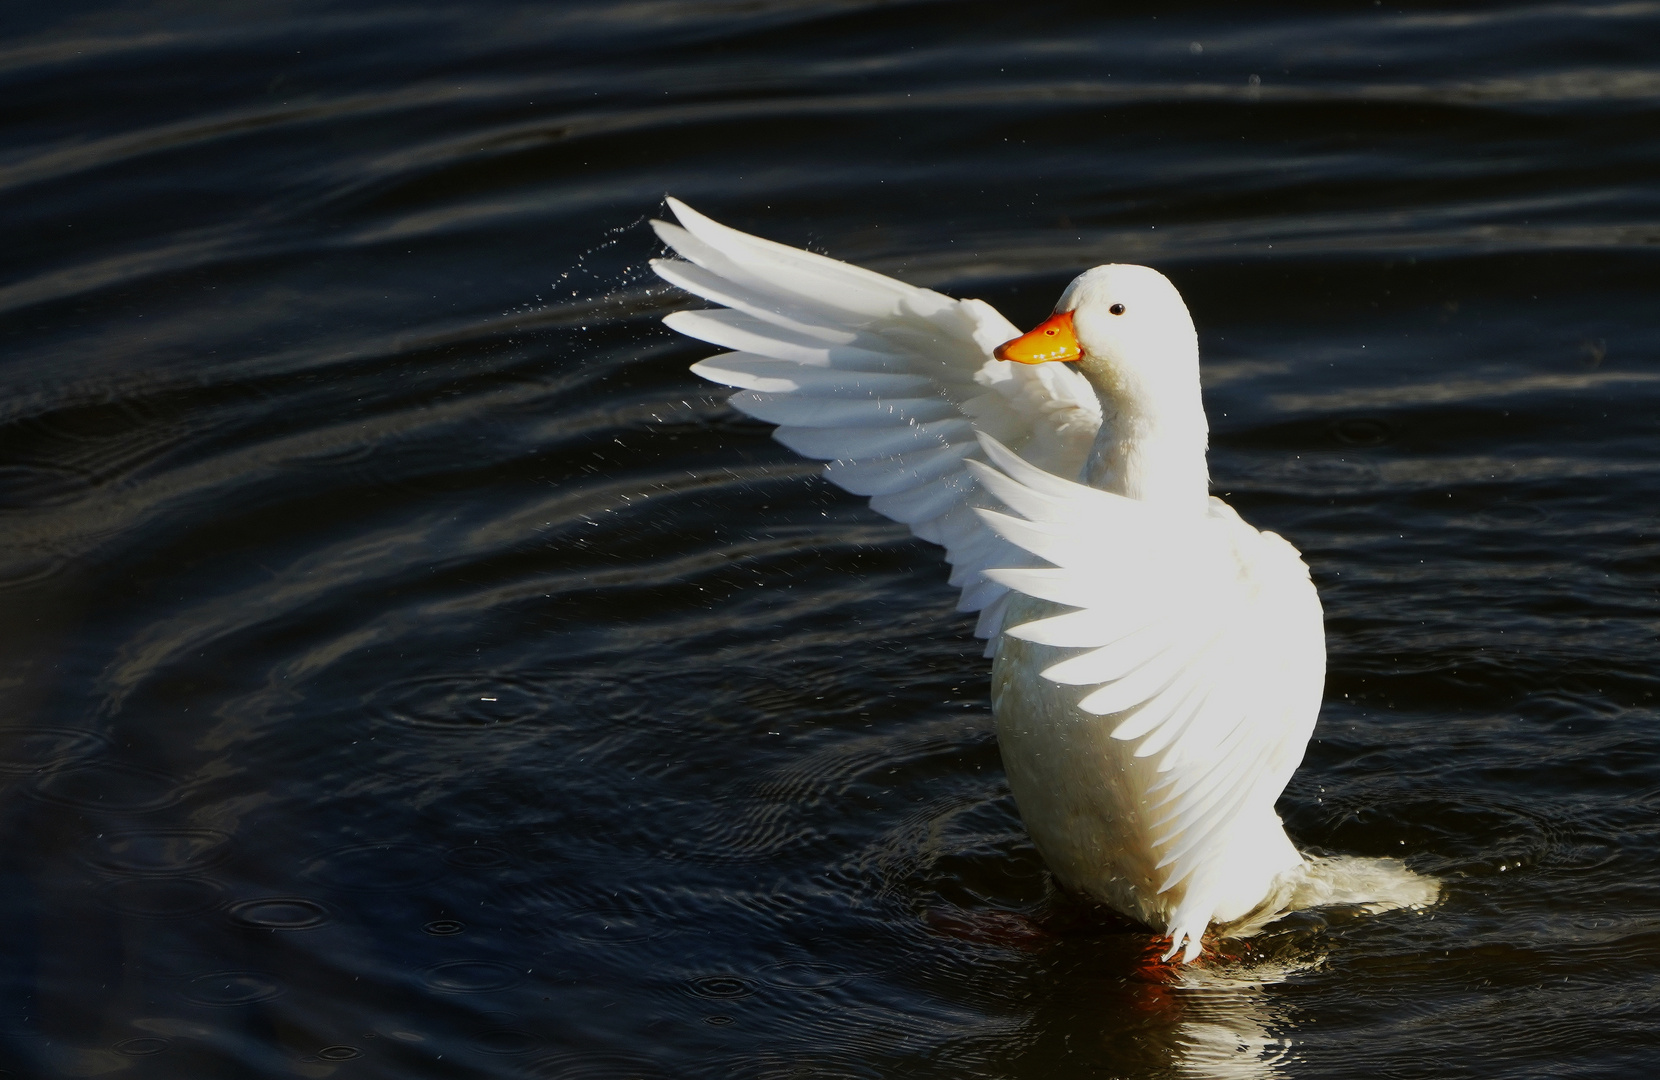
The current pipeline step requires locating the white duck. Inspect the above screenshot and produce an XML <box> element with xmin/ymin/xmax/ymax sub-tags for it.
<box><xmin>650</xmin><ymin>199</ymin><xmax>1432</xmax><ymax>961</ymax></box>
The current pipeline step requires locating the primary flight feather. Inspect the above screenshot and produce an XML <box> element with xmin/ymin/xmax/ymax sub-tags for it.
<box><xmin>649</xmin><ymin>198</ymin><xmax>1434</xmax><ymax>961</ymax></box>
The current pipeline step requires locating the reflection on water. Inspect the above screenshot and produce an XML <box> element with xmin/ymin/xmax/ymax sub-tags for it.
<box><xmin>970</xmin><ymin>907</ymin><xmax>1328</xmax><ymax>1079</ymax></box>
<box><xmin>1170</xmin><ymin>959</ymin><xmax>1303</xmax><ymax>1080</ymax></box>
<box><xmin>2</xmin><ymin>0</ymin><xmax>1660</xmax><ymax>1076</ymax></box>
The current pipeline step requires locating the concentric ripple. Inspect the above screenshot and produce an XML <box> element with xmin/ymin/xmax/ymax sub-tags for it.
<box><xmin>316</xmin><ymin>1045</ymin><xmax>361</xmax><ymax>1061</ymax></box>
<box><xmin>2</xmin><ymin>2</ymin><xmax>1659</xmax><ymax>1079</ymax></box>
<box><xmin>227</xmin><ymin>897</ymin><xmax>332</xmax><ymax>930</ymax></box>
<box><xmin>82</xmin><ymin>829</ymin><xmax>234</xmax><ymax>876</ymax></box>
<box><xmin>367</xmin><ymin>675</ymin><xmax>559</xmax><ymax>731</ymax></box>
<box><xmin>98</xmin><ymin>877</ymin><xmax>225</xmax><ymax>918</ymax></box>
<box><xmin>180</xmin><ymin>971</ymin><xmax>283</xmax><ymax>1007</ymax></box>
<box><xmin>470</xmin><ymin>1027</ymin><xmax>539</xmax><ymax>1055</ymax></box>
<box><xmin>420</xmin><ymin>960</ymin><xmax>524</xmax><ymax>994</ymax></box>
<box><xmin>31</xmin><ymin>764</ymin><xmax>181</xmax><ymax>811</ymax></box>
<box><xmin>686</xmin><ymin>975</ymin><xmax>755</xmax><ymax>999</ymax></box>
<box><xmin>527</xmin><ymin>1052</ymin><xmax>674</xmax><ymax>1080</ymax></box>
<box><xmin>0</xmin><ymin>727</ymin><xmax>106</xmax><ymax>775</ymax></box>
<box><xmin>561</xmin><ymin>897</ymin><xmax>675</xmax><ymax>946</ymax></box>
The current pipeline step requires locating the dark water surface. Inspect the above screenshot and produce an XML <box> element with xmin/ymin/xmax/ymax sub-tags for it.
<box><xmin>3</xmin><ymin>1</ymin><xmax>1660</xmax><ymax>1076</ymax></box>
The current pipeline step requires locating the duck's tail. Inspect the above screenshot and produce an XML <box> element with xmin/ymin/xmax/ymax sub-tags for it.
<box><xmin>1167</xmin><ymin>855</ymin><xmax>1440</xmax><ymax>961</ymax></box>
<box><xmin>1286</xmin><ymin>854</ymin><xmax>1441</xmax><ymax>914</ymax></box>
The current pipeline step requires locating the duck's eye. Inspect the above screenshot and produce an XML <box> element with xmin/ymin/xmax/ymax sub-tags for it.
<box><xmin>1109</xmin><ymin>303</ymin><xmax>1126</xmax><ymax>316</ymax></box>
<box><xmin>1045</xmin><ymin>328</ymin><xmax>1056</xmax><ymax>336</ymax></box>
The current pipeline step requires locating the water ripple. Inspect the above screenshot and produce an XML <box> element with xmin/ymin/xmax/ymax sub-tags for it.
<box><xmin>2</xmin><ymin>3</ymin><xmax>1658</xmax><ymax>1078</ymax></box>
<box><xmin>227</xmin><ymin>897</ymin><xmax>332</xmax><ymax>931</ymax></box>
<box><xmin>82</xmin><ymin>829</ymin><xmax>235</xmax><ymax>876</ymax></box>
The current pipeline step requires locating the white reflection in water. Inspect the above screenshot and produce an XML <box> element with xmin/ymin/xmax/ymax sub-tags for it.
<box><xmin>1168</xmin><ymin>956</ymin><xmax>1312</xmax><ymax>1080</ymax></box>
<box><xmin>1163</xmin><ymin>855</ymin><xmax>1437</xmax><ymax>1077</ymax></box>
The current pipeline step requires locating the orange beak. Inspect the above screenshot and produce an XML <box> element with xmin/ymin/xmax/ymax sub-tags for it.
<box><xmin>993</xmin><ymin>310</ymin><xmax>1082</xmax><ymax>364</ymax></box>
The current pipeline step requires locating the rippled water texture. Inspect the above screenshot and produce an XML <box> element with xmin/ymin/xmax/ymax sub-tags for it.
<box><xmin>2</xmin><ymin>2</ymin><xmax>1659</xmax><ymax>1076</ymax></box>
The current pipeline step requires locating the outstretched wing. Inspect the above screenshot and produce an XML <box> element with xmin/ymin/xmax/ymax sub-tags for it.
<box><xmin>651</xmin><ymin>198</ymin><xmax>1100</xmax><ymax>645</ymax></box>
<box><xmin>967</xmin><ymin>434</ymin><xmax>1325</xmax><ymax>957</ymax></box>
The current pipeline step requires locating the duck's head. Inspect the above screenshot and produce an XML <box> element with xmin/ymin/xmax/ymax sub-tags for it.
<box><xmin>994</xmin><ymin>265</ymin><xmax>1199</xmax><ymax>408</ymax></box>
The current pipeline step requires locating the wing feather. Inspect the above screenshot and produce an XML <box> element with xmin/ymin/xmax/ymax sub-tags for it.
<box><xmin>652</xmin><ymin>201</ymin><xmax>1328</xmax><ymax>961</ymax></box>
<box><xmin>654</xmin><ymin>199</ymin><xmax>1101</xmax><ymax>636</ymax></box>
<box><xmin>774</xmin><ymin>417</ymin><xmax>974</xmax><ymax>461</ymax></box>
<box><xmin>822</xmin><ymin>444</ymin><xmax>974</xmax><ymax>497</ymax></box>
<box><xmin>969</xmin><ymin>433</ymin><xmax>1326</xmax><ymax>911</ymax></box>
<box><xmin>662</xmin><ymin>309</ymin><xmax>884</xmax><ymax>362</ymax></box>
<box><xmin>652</xmin><ymin>259</ymin><xmax>856</xmax><ymax>342</ymax></box>
<box><xmin>690</xmin><ymin>354</ymin><xmax>934</xmax><ymax>396</ymax></box>
<box><xmin>869</xmin><ymin>471</ymin><xmax>978</xmax><ymax>524</ymax></box>
<box><xmin>728</xmin><ymin>392</ymin><xmax>958</xmax><ymax>428</ymax></box>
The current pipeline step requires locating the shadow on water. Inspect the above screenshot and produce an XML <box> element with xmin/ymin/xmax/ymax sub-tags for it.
<box><xmin>1</xmin><ymin>0</ymin><xmax>1659</xmax><ymax>1076</ymax></box>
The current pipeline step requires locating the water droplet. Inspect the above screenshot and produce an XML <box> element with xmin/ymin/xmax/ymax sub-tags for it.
<box><xmin>368</xmin><ymin>676</ymin><xmax>557</xmax><ymax>730</ymax></box>
<box><xmin>566</xmin><ymin>901</ymin><xmax>667</xmax><ymax>944</ymax></box>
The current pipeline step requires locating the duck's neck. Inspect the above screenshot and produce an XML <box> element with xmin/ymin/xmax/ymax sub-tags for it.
<box><xmin>1076</xmin><ymin>368</ymin><xmax>1211</xmax><ymax>514</ymax></box>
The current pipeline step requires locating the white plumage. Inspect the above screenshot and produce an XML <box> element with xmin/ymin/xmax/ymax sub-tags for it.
<box><xmin>650</xmin><ymin>198</ymin><xmax>1434</xmax><ymax>962</ymax></box>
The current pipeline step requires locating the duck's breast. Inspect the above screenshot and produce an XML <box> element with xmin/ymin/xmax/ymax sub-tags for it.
<box><xmin>992</xmin><ymin>593</ymin><xmax>1179</xmax><ymax>929</ymax></box>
